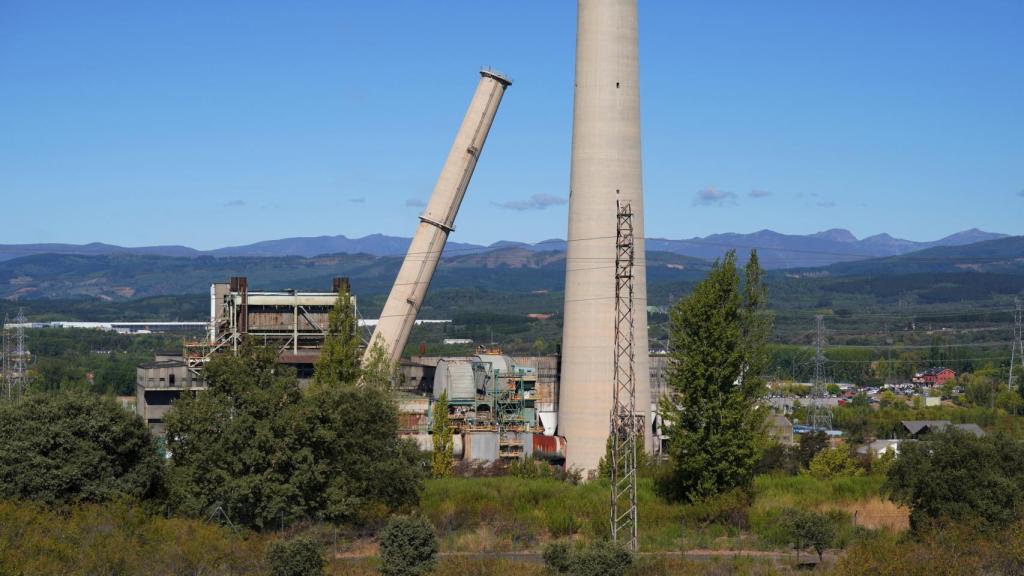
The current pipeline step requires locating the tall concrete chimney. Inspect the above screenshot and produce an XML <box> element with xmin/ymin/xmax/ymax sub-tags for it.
<box><xmin>559</xmin><ymin>0</ymin><xmax>650</xmax><ymax>472</ymax></box>
<box><xmin>367</xmin><ymin>70</ymin><xmax>511</xmax><ymax>367</ymax></box>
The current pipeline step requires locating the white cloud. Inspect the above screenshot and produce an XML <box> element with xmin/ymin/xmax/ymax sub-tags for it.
<box><xmin>692</xmin><ymin>186</ymin><xmax>737</xmax><ymax>206</ymax></box>
<box><xmin>493</xmin><ymin>193</ymin><xmax>568</xmax><ymax>211</ymax></box>
<box><xmin>748</xmin><ymin>189</ymin><xmax>772</xmax><ymax>199</ymax></box>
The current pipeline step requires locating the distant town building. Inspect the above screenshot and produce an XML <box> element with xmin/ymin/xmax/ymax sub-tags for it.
<box><xmin>900</xmin><ymin>420</ymin><xmax>984</xmax><ymax>438</ymax></box>
<box><xmin>443</xmin><ymin>338</ymin><xmax>474</xmax><ymax>345</ymax></box>
<box><xmin>912</xmin><ymin>367</ymin><xmax>956</xmax><ymax>386</ymax></box>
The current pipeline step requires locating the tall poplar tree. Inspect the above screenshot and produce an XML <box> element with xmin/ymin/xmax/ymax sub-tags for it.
<box><xmin>431</xmin><ymin>391</ymin><xmax>453</xmax><ymax>478</ymax></box>
<box><xmin>659</xmin><ymin>250</ymin><xmax>771</xmax><ymax>501</ymax></box>
<box><xmin>314</xmin><ymin>286</ymin><xmax>362</xmax><ymax>386</ymax></box>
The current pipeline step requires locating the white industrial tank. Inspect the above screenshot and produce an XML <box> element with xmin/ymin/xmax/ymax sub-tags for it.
<box><xmin>433</xmin><ymin>359</ymin><xmax>477</xmax><ymax>401</ymax></box>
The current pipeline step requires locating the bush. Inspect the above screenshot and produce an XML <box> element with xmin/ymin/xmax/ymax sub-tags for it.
<box><xmin>0</xmin><ymin>393</ymin><xmax>162</xmax><ymax>504</ymax></box>
<box><xmin>807</xmin><ymin>447</ymin><xmax>864</xmax><ymax>479</ymax></box>
<box><xmin>885</xmin><ymin>430</ymin><xmax>1024</xmax><ymax>530</ymax></box>
<box><xmin>570</xmin><ymin>541</ymin><xmax>633</xmax><ymax>576</ymax></box>
<box><xmin>781</xmin><ymin>508</ymin><xmax>836</xmax><ymax>562</ymax></box>
<box><xmin>379</xmin><ymin>515</ymin><xmax>438</xmax><ymax>576</ymax></box>
<box><xmin>166</xmin><ymin>345</ymin><xmax>426</xmax><ymax>529</ymax></box>
<box><xmin>542</xmin><ymin>542</ymin><xmax>572</xmax><ymax>573</ymax></box>
<box><xmin>265</xmin><ymin>537</ymin><xmax>325</xmax><ymax>576</ymax></box>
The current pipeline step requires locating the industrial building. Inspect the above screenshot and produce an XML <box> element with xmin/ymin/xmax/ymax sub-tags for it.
<box><xmin>135</xmin><ymin>354</ymin><xmax>205</xmax><ymax>435</ymax></box>
<box><xmin>183</xmin><ymin>276</ymin><xmax>354</xmax><ymax>379</ymax></box>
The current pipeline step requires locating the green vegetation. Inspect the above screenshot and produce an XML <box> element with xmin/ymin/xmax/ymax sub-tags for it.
<box><xmin>832</xmin><ymin>520</ymin><xmax>1024</xmax><ymax>576</ymax></box>
<box><xmin>780</xmin><ymin>508</ymin><xmax>838</xmax><ymax>562</ymax></box>
<box><xmin>265</xmin><ymin>537</ymin><xmax>325</xmax><ymax>576</ymax></box>
<box><xmin>379</xmin><ymin>514</ymin><xmax>438</xmax><ymax>576</ymax></box>
<box><xmin>0</xmin><ymin>393</ymin><xmax>161</xmax><ymax>504</ymax></box>
<box><xmin>22</xmin><ymin>328</ymin><xmax>183</xmax><ymax>395</ymax></box>
<box><xmin>807</xmin><ymin>447</ymin><xmax>864</xmax><ymax>480</ymax></box>
<box><xmin>0</xmin><ymin>500</ymin><xmax>263</xmax><ymax>575</ymax></box>
<box><xmin>314</xmin><ymin>285</ymin><xmax>362</xmax><ymax>386</ymax></box>
<box><xmin>885</xmin><ymin>430</ymin><xmax>1024</xmax><ymax>530</ymax></box>
<box><xmin>659</xmin><ymin>250</ymin><xmax>771</xmax><ymax>502</ymax></box>
<box><xmin>165</xmin><ymin>345</ymin><xmax>425</xmax><ymax>529</ymax></box>
<box><xmin>432</xmin><ymin>391</ymin><xmax>453</xmax><ymax>478</ymax></box>
<box><xmin>550</xmin><ymin>540</ymin><xmax>633</xmax><ymax>576</ymax></box>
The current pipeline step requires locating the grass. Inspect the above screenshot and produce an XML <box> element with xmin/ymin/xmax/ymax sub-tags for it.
<box><xmin>420</xmin><ymin>473</ymin><xmax>901</xmax><ymax>554</ymax></box>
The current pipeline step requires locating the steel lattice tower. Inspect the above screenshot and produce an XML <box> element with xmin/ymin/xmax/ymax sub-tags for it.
<box><xmin>2</xmin><ymin>309</ymin><xmax>28</xmax><ymax>400</ymax></box>
<box><xmin>610</xmin><ymin>201</ymin><xmax>638</xmax><ymax>551</ymax></box>
<box><xmin>808</xmin><ymin>315</ymin><xmax>832</xmax><ymax>431</ymax></box>
<box><xmin>1010</xmin><ymin>298</ymin><xmax>1024</xmax><ymax>391</ymax></box>
<box><xmin>1</xmin><ymin>314</ymin><xmax>9</xmax><ymax>399</ymax></box>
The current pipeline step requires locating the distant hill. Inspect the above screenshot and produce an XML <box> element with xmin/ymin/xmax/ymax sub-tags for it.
<box><xmin>0</xmin><ymin>228</ymin><xmax>1008</xmax><ymax>269</ymax></box>
<box><xmin>792</xmin><ymin>235</ymin><xmax>1024</xmax><ymax>277</ymax></box>
<box><xmin>0</xmin><ymin>248</ymin><xmax>711</xmax><ymax>301</ymax></box>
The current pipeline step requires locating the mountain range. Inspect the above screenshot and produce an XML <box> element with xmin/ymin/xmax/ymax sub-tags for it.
<box><xmin>0</xmin><ymin>234</ymin><xmax>1021</xmax><ymax>303</ymax></box>
<box><xmin>0</xmin><ymin>228</ymin><xmax>1008</xmax><ymax>269</ymax></box>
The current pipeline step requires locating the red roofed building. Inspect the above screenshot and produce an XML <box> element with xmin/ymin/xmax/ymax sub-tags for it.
<box><xmin>912</xmin><ymin>367</ymin><xmax>956</xmax><ymax>386</ymax></box>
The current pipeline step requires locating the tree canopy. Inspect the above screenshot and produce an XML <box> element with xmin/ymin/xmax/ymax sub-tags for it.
<box><xmin>659</xmin><ymin>250</ymin><xmax>772</xmax><ymax>501</ymax></box>
<box><xmin>314</xmin><ymin>285</ymin><xmax>362</xmax><ymax>386</ymax></box>
<box><xmin>165</xmin><ymin>345</ymin><xmax>426</xmax><ymax>529</ymax></box>
<box><xmin>885</xmin><ymin>430</ymin><xmax>1024</xmax><ymax>530</ymax></box>
<box><xmin>0</xmin><ymin>393</ymin><xmax>162</xmax><ymax>504</ymax></box>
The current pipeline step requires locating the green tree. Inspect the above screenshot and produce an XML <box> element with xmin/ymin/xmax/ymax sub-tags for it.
<box><xmin>885</xmin><ymin>430</ymin><xmax>1024</xmax><ymax>530</ymax></box>
<box><xmin>783</xmin><ymin>508</ymin><xmax>836</xmax><ymax>563</ymax></box>
<box><xmin>265</xmin><ymin>537</ymin><xmax>325</xmax><ymax>576</ymax></box>
<box><xmin>807</xmin><ymin>447</ymin><xmax>864</xmax><ymax>479</ymax></box>
<box><xmin>314</xmin><ymin>285</ymin><xmax>362</xmax><ymax>386</ymax></box>
<box><xmin>796</xmin><ymin>431</ymin><xmax>830</xmax><ymax>469</ymax></box>
<box><xmin>658</xmin><ymin>250</ymin><xmax>771</xmax><ymax>501</ymax></box>
<box><xmin>379</xmin><ymin>515</ymin><xmax>438</xmax><ymax>576</ymax></box>
<box><xmin>362</xmin><ymin>338</ymin><xmax>398</xmax><ymax>389</ymax></box>
<box><xmin>431</xmin><ymin>391</ymin><xmax>453</xmax><ymax>478</ymax></box>
<box><xmin>165</xmin><ymin>344</ymin><xmax>425</xmax><ymax>529</ymax></box>
<box><xmin>0</xmin><ymin>393</ymin><xmax>161</xmax><ymax>505</ymax></box>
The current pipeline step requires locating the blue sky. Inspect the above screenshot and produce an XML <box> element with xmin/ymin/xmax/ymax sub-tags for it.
<box><xmin>1</xmin><ymin>1</ymin><xmax>1021</xmax><ymax>249</ymax></box>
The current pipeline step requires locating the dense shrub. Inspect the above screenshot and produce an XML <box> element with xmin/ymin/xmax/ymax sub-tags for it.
<box><xmin>0</xmin><ymin>393</ymin><xmax>161</xmax><ymax>504</ymax></box>
<box><xmin>569</xmin><ymin>541</ymin><xmax>633</xmax><ymax>576</ymax></box>
<box><xmin>807</xmin><ymin>447</ymin><xmax>864</xmax><ymax>479</ymax></box>
<box><xmin>379</xmin><ymin>515</ymin><xmax>438</xmax><ymax>576</ymax></box>
<box><xmin>542</xmin><ymin>542</ymin><xmax>572</xmax><ymax>573</ymax></box>
<box><xmin>165</xmin><ymin>345</ymin><xmax>426</xmax><ymax>529</ymax></box>
<box><xmin>542</xmin><ymin>541</ymin><xmax>633</xmax><ymax>576</ymax></box>
<box><xmin>265</xmin><ymin>537</ymin><xmax>325</xmax><ymax>576</ymax></box>
<box><xmin>885</xmin><ymin>430</ymin><xmax>1024</xmax><ymax>530</ymax></box>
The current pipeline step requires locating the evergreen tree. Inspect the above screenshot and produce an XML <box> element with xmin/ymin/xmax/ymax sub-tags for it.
<box><xmin>166</xmin><ymin>344</ymin><xmax>426</xmax><ymax>529</ymax></box>
<box><xmin>314</xmin><ymin>286</ymin><xmax>362</xmax><ymax>386</ymax></box>
<box><xmin>431</xmin><ymin>391</ymin><xmax>453</xmax><ymax>478</ymax></box>
<box><xmin>658</xmin><ymin>250</ymin><xmax>772</xmax><ymax>501</ymax></box>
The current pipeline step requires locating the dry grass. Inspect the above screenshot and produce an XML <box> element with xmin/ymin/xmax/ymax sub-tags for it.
<box><xmin>830</xmin><ymin>498</ymin><xmax>909</xmax><ymax>531</ymax></box>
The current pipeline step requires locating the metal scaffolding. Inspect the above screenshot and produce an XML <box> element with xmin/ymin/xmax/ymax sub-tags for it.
<box><xmin>610</xmin><ymin>201</ymin><xmax>639</xmax><ymax>551</ymax></box>
<box><xmin>1010</xmin><ymin>297</ymin><xmax>1023</xmax><ymax>391</ymax></box>
<box><xmin>2</xmin><ymin>309</ymin><xmax>29</xmax><ymax>400</ymax></box>
<box><xmin>808</xmin><ymin>315</ymin><xmax>832</xmax><ymax>431</ymax></box>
